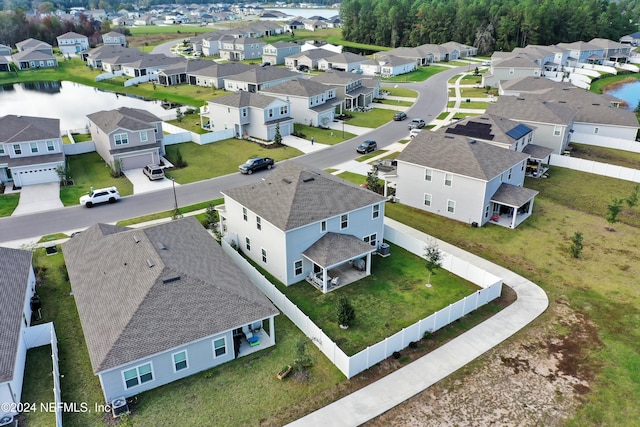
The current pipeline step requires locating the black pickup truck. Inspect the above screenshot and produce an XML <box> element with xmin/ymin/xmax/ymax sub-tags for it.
<box><xmin>239</xmin><ymin>157</ymin><xmax>274</xmax><ymax>174</ymax></box>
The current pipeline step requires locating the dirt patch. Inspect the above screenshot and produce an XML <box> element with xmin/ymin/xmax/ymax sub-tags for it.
<box><xmin>366</xmin><ymin>297</ymin><xmax>601</xmax><ymax>426</ymax></box>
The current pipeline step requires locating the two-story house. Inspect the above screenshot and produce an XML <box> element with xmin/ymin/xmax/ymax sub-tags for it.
<box><xmin>317</xmin><ymin>52</ymin><xmax>369</xmax><ymax>72</ymax></box>
<box><xmin>556</xmin><ymin>41</ymin><xmax>605</xmax><ymax>66</ymax></box>
<box><xmin>0</xmin><ymin>115</ymin><xmax>65</xmax><ymax>187</ymax></box>
<box><xmin>309</xmin><ymin>70</ymin><xmax>377</xmax><ymax>112</ymax></box>
<box><xmin>86</xmin><ymin>107</ymin><xmax>164</xmax><ymax>171</ymax></box>
<box><xmin>62</xmin><ymin>217</ymin><xmax>279</xmax><ymax>404</ymax></box>
<box><xmin>218</xmin><ymin>162</ymin><xmax>387</xmax><ymax>293</ymax></box>
<box><xmin>483</xmin><ymin>53</ymin><xmax>543</xmax><ymax>88</ymax></box>
<box><xmin>101</xmin><ymin>31</ymin><xmax>127</xmax><ymax>47</ymax></box>
<box><xmin>589</xmin><ymin>38</ymin><xmax>632</xmax><ymax>63</ymax></box>
<box><xmin>260</xmin><ymin>78</ymin><xmax>339</xmax><ymax>128</ymax></box>
<box><xmin>56</xmin><ymin>31</ymin><xmax>90</xmax><ymax>55</ymax></box>
<box><xmin>360</xmin><ymin>55</ymin><xmax>416</xmax><ymax>77</ymax></box>
<box><xmin>394</xmin><ymin>131</ymin><xmax>537</xmax><ymax>229</ymax></box>
<box><xmin>284</xmin><ymin>48</ymin><xmax>331</xmax><ymax>71</ymax></box>
<box><xmin>13</xmin><ymin>38</ymin><xmax>57</xmax><ymax>70</ymax></box>
<box><xmin>0</xmin><ymin>247</ymin><xmax>36</xmax><ymax>423</ymax></box>
<box><xmin>262</xmin><ymin>41</ymin><xmax>301</xmax><ymax>65</ymax></box>
<box><xmin>15</xmin><ymin>38</ymin><xmax>53</xmax><ymax>54</ymax></box>
<box><xmin>201</xmin><ymin>91</ymin><xmax>294</xmax><ymax>140</ymax></box>
<box><xmin>222</xmin><ymin>66</ymin><xmax>300</xmax><ymax>92</ymax></box>
<box><xmin>219</xmin><ymin>37</ymin><xmax>265</xmax><ymax>61</ymax></box>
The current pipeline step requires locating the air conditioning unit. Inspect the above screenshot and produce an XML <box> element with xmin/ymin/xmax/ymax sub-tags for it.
<box><xmin>0</xmin><ymin>415</ymin><xmax>14</xmax><ymax>427</ymax></box>
<box><xmin>111</xmin><ymin>397</ymin><xmax>129</xmax><ymax>418</ymax></box>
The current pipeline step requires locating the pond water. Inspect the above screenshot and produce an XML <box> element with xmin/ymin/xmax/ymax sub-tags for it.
<box><xmin>0</xmin><ymin>81</ymin><xmax>178</xmax><ymax>131</ymax></box>
<box><xmin>604</xmin><ymin>79</ymin><xmax>640</xmax><ymax>110</ymax></box>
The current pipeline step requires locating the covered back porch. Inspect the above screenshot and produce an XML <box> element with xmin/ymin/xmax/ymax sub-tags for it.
<box><xmin>489</xmin><ymin>183</ymin><xmax>539</xmax><ymax>228</ymax></box>
<box><xmin>523</xmin><ymin>144</ymin><xmax>553</xmax><ymax>178</ymax></box>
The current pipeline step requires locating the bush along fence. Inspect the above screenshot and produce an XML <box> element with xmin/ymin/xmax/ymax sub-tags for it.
<box><xmin>221</xmin><ymin>222</ymin><xmax>503</xmax><ymax>379</ymax></box>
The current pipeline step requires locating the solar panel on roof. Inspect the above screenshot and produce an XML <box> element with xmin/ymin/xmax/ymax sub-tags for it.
<box><xmin>506</xmin><ymin>124</ymin><xmax>531</xmax><ymax>140</ymax></box>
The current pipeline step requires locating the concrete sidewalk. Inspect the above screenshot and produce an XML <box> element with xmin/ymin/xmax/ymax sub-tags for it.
<box><xmin>288</xmin><ymin>218</ymin><xmax>548</xmax><ymax>427</ymax></box>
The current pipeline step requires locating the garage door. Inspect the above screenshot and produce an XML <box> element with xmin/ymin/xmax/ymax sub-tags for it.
<box><xmin>119</xmin><ymin>153</ymin><xmax>155</xmax><ymax>170</ymax></box>
<box><xmin>14</xmin><ymin>167</ymin><xmax>59</xmax><ymax>186</ymax></box>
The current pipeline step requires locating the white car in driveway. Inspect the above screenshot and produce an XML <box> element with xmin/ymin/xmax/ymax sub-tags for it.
<box><xmin>410</xmin><ymin>128</ymin><xmax>423</xmax><ymax>138</ymax></box>
<box><xmin>79</xmin><ymin>187</ymin><xmax>120</xmax><ymax>208</ymax></box>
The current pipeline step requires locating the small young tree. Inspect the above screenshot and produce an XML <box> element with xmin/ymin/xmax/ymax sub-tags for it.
<box><xmin>293</xmin><ymin>337</ymin><xmax>313</xmax><ymax>373</ymax></box>
<box><xmin>366</xmin><ymin>166</ymin><xmax>383</xmax><ymax>194</ymax></box>
<box><xmin>110</xmin><ymin>159</ymin><xmax>123</xmax><ymax>178</ymax></box>
<box><xmin>473</xmin><ymin>66</ymin><xmax>480</xmax><ymax>76</ymax></box>
<box><xmin>626</xmin><ymin>184</ymin><xmax>639</xmax><ymax>209</ymax></box>
<box><xmin>336</xmin><ymin>297</ymin><xmax>355</xmax><ymax>328</ymax></box>
<box><xmin>175</xmin><ymin>108</ymin><xmax>184</xmax><ymax>123</ymax></box>
<box><xmin>606</xmin><ymin>197</ymin><xmax>623</xmax><ymax>226</ymax></box>
<box><xmin>55</xmin><ymin>163</ymin><xmax>69</xmax><ymax>185</ymax></box>
<box><xmin>424</xmin><ymin>239</ymin><xmax>443</xmax><ymax>287</ymax></box>
<box><xmin>273</xmin><ymin>122</ymin><xmax>282</xmax><ymax>145</ymax></box>
<box><xmin>175</xmin><ymin>147</ymin><xmax>187</xmax><ymax>168</ymax></box>
<box><xmin>203</xmin><ymin>202</ymin><xmax>219</xmax><ymax>230</ymax></box>
<box><xmin>570</xmin><ymin>231</ymin><xmax>584</xmax><ymax>258</ymax></box>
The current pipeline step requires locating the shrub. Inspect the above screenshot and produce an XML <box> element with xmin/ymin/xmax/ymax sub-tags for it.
<box><xmin>392</xmin><ymin>351</ymin><xmax>401</xmax><ymax>359</ymax></box>
<box><xmin>336</xmin><ymin>297</ymin><xmax>355</xmax><ymax>327</ymax></box>
<box><xmin>409</xmin><ymin>341</ymin><xmax>418</xmax><ymax>349</ymax></box>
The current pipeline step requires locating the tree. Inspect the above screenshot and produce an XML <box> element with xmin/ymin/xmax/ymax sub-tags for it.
<box><xmin>293</xmin><ymin>337</ymin><xmax>313</xmax><ymax>373</ymax></box>
<box><xmin>424</xmin><ymin>239</ymin><xmax>443</xmax><ymax>287</ymax></box>
<box><xmin>273</xmin><ymin>122</ymin><xmax>282</xmax><ymax>145</ymax></box>
<box><xmin>626</xmin><ymin>184</ymin><xmax>639</xmax><ymax>208</ymax></box>
<box><xmin>570</xmin><ymin>231</ymin><xmax>584</xmax><ymax>259</ymax></box>
<box><xmin>55</xmin><ymin>163</ymin><xmax>70</xmax><ymax>185</ymax></box>
<box><xmin>606</xmin><ymin>197</ymin><xmax>623</xmax><ymax>225</ymax></box>
<box><xmin>175</xmin><ymin>108</ymin><xmax>184</xmax><ymax>123</ymax></box>
<box><xmin>366</xmin><ymin>166</ymin><xmax>383</xmax><ymax>194</ymax></box>
<box><xmin>336</xmin><ymin>297</ymin><xmax>356</xmax><ymax>328</ymax></box>
<box><xmin>203</xmin><ymin>202</ymin><xmax>219</xmax><ymax>231</ymax></box>
<box><xmin>174</xmin><ymin>147</ymin><xmax>187</xmax><ymax>168</ymax></box>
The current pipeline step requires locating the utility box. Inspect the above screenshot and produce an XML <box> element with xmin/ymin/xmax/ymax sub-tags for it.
<box><xmin>378</xmin><ymin>243</ymin><xmax>390</xmax><ymax>256</ymax></box>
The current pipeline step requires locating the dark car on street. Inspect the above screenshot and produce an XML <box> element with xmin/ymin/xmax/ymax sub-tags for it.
<box><xmin>239</xmin><ymin>157</ymin><xmax>275</xmax><ymax>174</ymax></box>
<box><xmin>393</xmin><ymin>112</ymin><xmax>407</xmax><ymax>121</ymax></box>
<box><xmin>356</xmin><ymin>140</ymin><xmax>377</xmax><ymax>154</ymax></box>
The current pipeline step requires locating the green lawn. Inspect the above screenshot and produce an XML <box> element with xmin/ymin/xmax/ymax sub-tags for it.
<box><xmin>164</xmin><ymin>140</ymin><xmax>302</xmax><ymax>184</ymax></box>
<box><xmin>448</xmin><ymin>100</ymin><xmax>489</xmax><ymax>109</ymax></box>
<box><xmin>293</xmin><ymin>125</ymin><xmax>356</xmax><ymax>146</ymax></box>
<box><xmin>436</xmin><ymin>112</ymin><xmax>450</xmax><ymax>120</ymax></box>
<box><xmin>116</xmin><ymin>198</ymin><xmax>222</xmax><ymax>226</ymax></box>
<box><xmin>459</xmin><ymin>87</ymin><xmax>498</xmax><ymax>98</ymax></box>
<box><xmin>381</xmin><ymin>87</ymin><xmax>418</xmax><ymax>98</ymax></box>
<box><xmin>343</xmin><ymin>109</ymin><xmax>396</xmax><ymax>128</ymax></box>
<box><xmin>21</xmin><ymin>346</ymin><xmax>57</xmax><ymax>427</ymax></box>
<box><xmin>166</xmin><ymin>111</ymin><xmax>210</xmax><ymax>134</ymax></box>
<box><xmin>356</xmin><ymin>150</ymin><xmax>388</xmax><ymax>162</ymax></box>
<box><xmin>383</xmin><ymin>66</ymin><xmax>450</xmax><ymax>83</ymax></box>
<box><xmin>276</xmin><ymin>242</ymin><xmax>480</xmax><ymax>356</ymax></box>
<box><xmin>0</xmin><ymin>193</ymin><xmax>19</xmax><ymax>216</ymax></box>
<box><xmin>337</xmin><ymin>171</ymin><xmax>367</xmax><ymax>185</ymax></box>
<box><xmin>60</xmin><ymin>152</ymin><xmax>134</xmax><ymax>206</ymax></box>
<box><xmin>461</xmin><ymin>74</ymin><xmax>483</xmax><ymax>84</ymax></box>
<box><xmin>569</xmin><ymin>143</ymin><xmax>640</xmax><ymax>170</ymax></box>
<box><xmin>374</xmin><ymin>99</ymin><xmax>413</xmax><ymax>107</ymax></box>
<box><xmin>70</xmin><ymin>133</ymin><xmax>92</xmax><ymax>142</ymax></box>
<box><xmin>38</xmin><ymin>233</ymin><xmax>68</xmax><ymax>243</ymax></box>
<box><xmin>128</xmin><ymin>25</ymin><xmax>213</xmax><ymax>36</ymax></box>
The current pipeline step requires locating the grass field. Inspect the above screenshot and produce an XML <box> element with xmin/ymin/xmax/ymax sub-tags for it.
<box><xmin>292</xmin><ymin>125</ymin><xmax>356</xmax><ymax>146</ymax></box>
<box><xmin>569</xmin><ymin>142</ymin><xmax>640</xmax><ymax>169</ymax></box>
<box><xmin>459</xmin><ymin>87</ymin><xmax>498</xmax><ymax>98</ymax></box>
<box><xmin>344</xmin><ymin>109</ymin><xmax>395</xmax><ymax>127</ymax></box>
<box><xmin>448</xmin><ymin>100</ymin><xmax>489</xmax><ymax>109</ymax></box>
<box><xmin>374</xmin><ymin>99</ymin><xmax>413</xmax><ymax>107</ymax></box>
<box><xmin>382</xmin><ymin>66</ymin><xmax>450</xmax><ymax>83</ymax></box>
<box><xmin>382</xmin><ymin>87</ymin><xmax>418</xmax><ymax>98</ymax></box>
<box><xmin>0</xmin><ymin>192</ymin><xmax>19</xmax><ymax>216</ymax></box>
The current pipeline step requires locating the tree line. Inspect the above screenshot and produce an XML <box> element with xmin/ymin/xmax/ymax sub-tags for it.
<box><xmin>340</xmin><ymin>0</ymin><xmax>640</xmax><ymax>53</ymax></box>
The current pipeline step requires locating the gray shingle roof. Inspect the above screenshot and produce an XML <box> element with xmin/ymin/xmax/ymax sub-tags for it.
<box><xmin>62</xmin><ymin>217</ymin><xmax>278</xmax><ymax>373</ymax></box>
<box><xmin>87</xmin><ymin>107</ymin><xmax>161</xmax><ymax>134</ymax></box>
<box><xmin>322</xmin><ymin>52</ymin><xmax>368</xmax><ymax>64</ymax></box>
<box><xmin>0</xmin><ymin>115</ymin><xmax>60</xmax><ymax>143</ymax></box>
<box><xmin>522</xmin><ymin>144</ymin><xmax>553</xmax><ymax>159</ymax></box>
<box><xmin>12</xmin><ymin>50</ymin><xmax>56</xmax><ymax>61</ymax></box>
<box><xmin>309</xmin><ymin>69</ymin><xmax>359</xmax><ymax>86</ymax></box>
<box><xmin>8</xmin><ymin>152</ymin><xmax>64</xmax><ymax>167</ymax></box>
<box><xmin>302</xmin><ymin>232</ymin><xmax>375</xmax><ymax>268</ymax></box>
<box><xmin>0</xmin><ymin>247</ymin><xmax>32</xmax><ymax>383</ymax></box>
<box><xmin>260</xmin><ymin>78</ymin><xmax>332</xmax><ymax>97</ymax></box>
<box><xmin>188</xmin><ymin>62</ymin><xmax>253</xmax><ymax>78</ymax></box>
<box><xmin>445</xmin><ymin>114</ymin><xmax>534</xmax><ymax>145</ymax></box>
<box><xmin>57</xmin><ymin>31</ymin><xmax>86</xmax><ymax>40</ymax></box>
<box><xmin>287</xmin><ymin>49</ymin><xmax>332</xmax><ymax>60</ymax></box>
<box><xmin>226</xmin><ymin>66</ymin><xmax>299</xmax><ymax>84</ymax></box>
<box><xmin>211</xmin><ymin>91</ymin><xmax>279</xmax><ymax>109</ymax></box>
<box><xmin>223</xmin><ymin>161</ymin><xmax>386</xmax><ymax>231</ymax></box>
<box><xmin>486</xmin><ymin>96</ymin><xmax>576</xmax><ymax>125</ymax></box>
<box><xmin>491</xmin><ymin>183</ymin><xmax>538</xmax><ymax>207</ymax></box>
<box><xmin>397</xmin><ymin>131</ymin><xmax>529</xmax><ymax>181</ymax></box>
<box><xmin>500</xmin><ymin>76</ymin><xmax>572</xmax><ymax>94</ymax></box>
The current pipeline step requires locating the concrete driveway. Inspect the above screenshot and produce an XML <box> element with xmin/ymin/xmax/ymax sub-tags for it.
<box><xmin>124</xmin><ymin>168</ymin><xmax>179</xmax><ymax>194</ymax></box>
<box><xmin>12</xmin><ymin>182</ymin><xmax>64</xmax><ymax>216</ymax></box>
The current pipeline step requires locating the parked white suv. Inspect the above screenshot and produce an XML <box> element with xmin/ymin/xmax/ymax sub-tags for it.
<box><xmin>79</xmin><ymin>187</ymin><xmax>120</xmax><ymax>208</ymax></box>
<box><xmin>143</xmin><ymin>164</ymin><xmax>165</xmax><ymax>181</ymax></box>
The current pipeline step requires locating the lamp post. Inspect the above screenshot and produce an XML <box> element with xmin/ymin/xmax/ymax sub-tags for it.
<box><xmin>342</xmin><ymin>119</ymin><xmax>345</xmax><ymax>138</ymax></box>
<box><xmin>170</xmin><ymin>176</ymin><xmax>180</xmax><ymax>220</ymax></box>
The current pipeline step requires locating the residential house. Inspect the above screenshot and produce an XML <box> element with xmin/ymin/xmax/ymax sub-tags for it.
<box><xmin>620</xmin><ymin>31</ymin><xmax>640</xmax><ymax>46</ymax></box>
<box><xmin>394</xmin><ymin>131</ymin><xmax>537</xmax><ymax>228</ymax></box>
<box><xmin>86</xmin><ymin>107</ymin><xmax>164</xmax><ymax>170</ymax></box>
<box><xmin>102</xmin><ymin>31</ymin><xmax>127</xmax><ymax>47</ymax></box>
<box><xmin>112</xmin><ymin>16</ymin><xmax>134</xmax><ymax>26</ymax></box>
<box><xmin>56</xmin><ymin>31</ymin><xmax>90</xmax><ymax>55</ymax></box>
<box><xmin>201</xmin><ymin>91</ymin><xmax>294</xmax><ymax>140</ymax></box>
<box><xmin>326</xmin><ymin>16</ymin><xmax>342</xmax><ymax>28</ymax></box>
<box><xmin>0</xmin><ymin>115</ymin><xmax>65</xmax><ymax>187</ymax></box>
<box><xmin>284</xmin><ymin>48</ymin><xmax>331</xmax><ymax>70</ymax></box>
<box><xmin>219</xmin><ymin>37</ymin><xmax>265</xmax><ymax>61</ymax></box>
<box><xmin>556</xmin><ymin>41</ymin><xmax>605</xmax><ymax>66</ymax></box>
<box><xmin>377</xmin><ymin>45</ymin><xmax>434</xmax><ymax>66</ymax></box>
<box><xmin>360</xmin><ymin>55</ymin><xmax>416</xmax><ymax>77</ymax></box>
<box><xmin>62</xmin><ymin>217</ymin><xmax>279</xmax><ymax>403</ymax></box>
<box><xmin>222</xmin><ymin>66</ymin><xmax>300</xmax><ymax>92</ymax></box>
<box><xmin>134</xmin><ymin>14</ymin><xmax>155</xmax><ymax>26</ymax></box>
<box><xmin>218</xmin><ymin>162</ymin><xmax>386</xmax><ymax>293</ymax></box>
<box><xmin>12</xmin><ymin>50</ymin><xmax>58</xmax><ymax>70</ymax></box>
<box><xmin>0</xmin><ymin>57</ymin><xmax>10</xmax><ymax>72</ymax></box>
<box><xmin>285</xmin><ymin>18</ymin><xmax>305</xmax><ymax>32</ymax></box>
<box><xmin>201</xmin><ymin>33</ymin><xmax>230</xmax><ymax>56</ymax></box>
<box><xmin>0</xmin><ymin>44</ymin><xmax>11</xmax><ymax>56</ymax></box>
<box><xmin>244</xmin><ymin>21</ymin><xmax>285</xmax><ymax>37</ymax></box>
<box><xmin>309</xmin><ymin>70</ymin><xmax>378</xmax><ymax>111</ymax></box>
<box><xmin>304</xmin><ymin>19</ymin><xmax>328</xmax><ymax>31</ymax></box>
<box><xmin>83</xmin><ymin>45</ymin><xmax>140</xmax><ymax>69</ymax></box>
<box><xmin>499</xmin><ymin>75</ymin><xmax>572</xmax><ymax>96</ymax></box>
<box><xmin>260</xmin><ymin>78</ymin><xmax>339</xmax><ymax>128</ymax></box>
<box><xmin>511</xmin><ymin>45</ymin><xmax>569</xmax><ymax>74</ymax></box>
<box><xmin>15</xmin><ymin>38</ymin><xmax>53</xmax><ymax>54</ymax></box>
<box><xmin>483</xmin><ymin>54</ymin><xmax>543</xmax><ymax>88</ymax></box>
<box><xmin>120</xmin><ymin>54</ymin><xmax>183</xmax><ymax>79</ymax></box>
<box><xmin>0</xmin><ymin>247</ymin><xmax>36</xmax><ymax>421</ymax></box>
<box><xmin>262</xmin><ymin>41</ymin><xmax>301</xmax><ymax>65</ymax></box>
<box><xmin>441</xmin><ymin>41</ymin><xmax>477</xmax><ymax>58</ymax></box>
<box><xmin>317</xmin><ymin>51</ymin><xmax>369</xmax><ymax>72</ymax></box>
<box><xmin>184</xmin><ymin>62</ymin><xmax>253</xmax><ymax>88</ymax></box>
<box><xmin>589</xmin><ymin>38</ymin><xmax>632</xmax><ymax>63</ymax></box>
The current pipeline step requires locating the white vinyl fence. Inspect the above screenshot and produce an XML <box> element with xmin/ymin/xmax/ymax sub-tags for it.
<box><xmin>221</xmin><ymin>222</ymin><xmax>502</xmax><ymax>379</ymax></box>
<box><xmin>162</xmin><ymin>122</ymin><xmax>234</xmax><ymax>145</ymax></box>
<box><xmin>551</xmin><ymin>153</ymin><xmax>640</xmax><ymax>183</ymax></box>
<box><xmin>24</xmin><ymin>322</ymin><xmax>62</xmax><ymax>427</ymax></box>
<box><xmin>571</xmin><ymin>133</ymin><xmax>640</xmax><ymax>154</ymax></box>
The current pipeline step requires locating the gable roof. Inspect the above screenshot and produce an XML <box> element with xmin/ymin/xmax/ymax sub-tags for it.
<box><xmin>210</xmin><ymin>91</ymin><xmax>281</xmax><ymax>109</ymax></box>
<box><xmin>223</xmin><ymin>161</ymin><xmax>386</xmax><ymax>231</ymax></box>
<box><xmin>0</xmin><ymin>247</ymin><xmax>32</xmax><ymax>383</ymax></box>
<box><xmin>286</xmin><ymin>48</ymin><xmax>331</xmax><ymax>60</ymax></box>
<box><xmin>308</xmin><ymin>69</ymin><xmax>360</xmax><ymax>86</ymax></box>
<box><xmin>486</xmin><ymin>96</ymin><xmax>576</xmax><ymax>125</ymax></box>
<box><xmin>320</xmin><ymin>51</ymin><xmax>368</xmax><ymax>64</ymax></box>
<box><xmin>260</xmin><ymin>78</ymin><xmax>333</xmax><ymax>97</ymax></box>
<box><xmin>0</xmin><ymin>115</ymin><xmax>60</xmax><ymax>143</ymax></box>
<box><xmin>227</xmin><ymin>66</ymin><xmax>299</xmax><ymax>84</ymax></box>
<box><xmin>397</xmin><ymin>131</ymin><xmax>529</xmax><ymax>181</ymax></box>
<box><xmin>57</xmin><ymin>31</ymin><xmax>87</xmax><ymax>40</ymax></box>
<box><xmin>62</xmin><ymin>217</ymin><xmax>278</xmax><ymax>373</ymax></box>
<box><xmin>445</xmin><ymin>114</ymin><xmax>534</xmax><ymax>144</ymax></box>
<box><xmin>87</xmin><ymin>107</ymin><xmax>161</xmax><ymax>134</ymax></box>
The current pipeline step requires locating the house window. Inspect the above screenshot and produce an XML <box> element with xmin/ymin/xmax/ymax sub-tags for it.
<box><xmin>500</xmin><ymin>173</ymin><xmax>503</xmax><ymax>182</ymax></box>
<box><xmin>114</xmin><ymin>133</ymin><xmax>128</xmax><ymax>145</ymax></box>
<box><xmin>553</xmin><ymin>126</ymin><xmax>561</xmax><ymax>137</ymax></box>
<box><xmin>294</xmin><ymin>259</ymin><xmax>303</xmax><ymax>276</ymax></box>
<box><xmin>172</xmin><ymin>351</ymin><xmax>188</xmax><ymax>372</ymax></box>
<box><xmin>508</xmin><ymin>168</ymin><xmax>512</xmax><ymax>180</ymax></box>
<box><xmin>594</xmin><ymin>127</ymin><xmax>599</xmax><ymax>134</ymax></box>
<box><xmin>261</xmin><ymin>248</ymin><xmax>267</xmax><ymax>263</ymax></box>
<box><xmin>213</xmin><ymin>337</ymin><xmax>226</xmax><ymax>358</ymax></box>
<box><xmin>245</xmin><ymin>237</ymin><xmax>251</xmax><ymax>251</ymax></box>
<box><xmin>140</xmin><ymin>131</ymin><xmax>148</xmax><ymax>142</ymax></box>
<box><xmin>30</xmin><ymin>143</ymin><xmax>38</xmax><ymax>153</ymax></box>
<box><xmin>268</xmin><ymin>109</ymin><xmax>274</xmax><ymax>118</ymax></box>
<box><xmin>424</xmin><ymin>193</ymin><xmax>432</xmax><ymax>207</ymax></box>
<box><xmin>521</xmin><ymin>161</ymin><xmax>525</xmax><ymax>171</ymax></box>
<box><xmin>340</xmin><ymin>214</ymin><xmax>348</xmax><ymax>229</ymax></box>
<box><xmin>256</xmin><ymin>216</ymin><xmax>262</xmax><ymax>230</ymax></box>
<box><xmin>242</xmin><ymin>207</ymin><xmax>247</xmax><ymax>221</ymax></box>
<box><xmin>485</xmin><ymin>205</ymin><xmax>490</xmax><ymax>217</ymax></box>
<box><xmin>280</xmin><ymin>106</ymin><xmax>288</xmax><ymax>115</ymax></box>
<box><xmin>372</xmin><ymin>204</ymin><xmax>380</xmax><ymax>219</ymax></box>
<box><xmin>363</xmin><ymin>233</ymin><xmax>377</xmax><ymax>246</ymax></box>
<box><xmin>321</xmin><ymin>220</ymin><xmax>326</xmax><ymax>232</ymax></box>
<box><xmin>46</xmin><ymin>140</ymin><xmax>55</xmax><ymax>151</ymax></box>
<box><xmin>0</xmin><ymin>145</ymin><xmax>4</xmax><ymax>154</ymax></box>
<box><xmin>123</xmin><ymin>363</ymin><xmax>153</xmax><ymax>389</ymax></box>
<box><xmin>447</xmin><ymin>200</ymin><xmax>456</xmax><ymax>214</ymax></box>
<box><xmin>444</xmin><ymin>173</ymin><xmax>453</xmax><ymax>187</ymax></box>
<box><xmin>242</xmin><ymin>108</ymin><xmax>247</xmax><ymax>117</ymax></box>
<box><xmin>13</xmin><ymin>144</ymin><xmax>22</xmax><ymax>155</ymax></box>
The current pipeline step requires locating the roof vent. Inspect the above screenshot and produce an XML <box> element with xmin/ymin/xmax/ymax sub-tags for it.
<box><xmin>592</xmin><ymin>103</ymin><xmax>600</xmax><ymax>106</ymax></box>
<box><xmin>158</xmin><ymin>242</ymin><xmax>166</xmax><ymax>250</ymax></box>
<box><xmin>559</xmin><ymin>101</ymin><xmax>566</xmax><ymax>103</ymax></box>
<box><xmin>302</xmin><ymin>177</ymin><xmax>315</xmax><ymax>183</ymax></box>
<box><xmin>133</xmin><ymin>235</ymin><xmax>141</xmax><ymax>243</ymax></box>
<box><xmin>282</xmin><ymin>178</ymin><xmax>292</xmax><ymax>184</ymax></box>
<box><xmin>162</xmin><ymin>275</ymin><xmax>181</xmax><ymax>284</ymax></box>
<box><xmin>146</xmin><ymin>259</ymin><xmax>155</xmax><ymax>268</ymax></box>
<box><xmin>444</xmin><ymin>135</ymin><xmax>455</xmax><ymax>139</ymax></box>
<box><xmin>516</xmin><ymin>97</ymin><xmax>525</xmax><ymax>101</ymax></box>
<box><xmin>469</xmin><ymin>139</ymin><xmax>476</xmax><ymax>144</ymax></box>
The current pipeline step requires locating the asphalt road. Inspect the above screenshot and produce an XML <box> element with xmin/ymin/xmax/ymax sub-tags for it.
<box><xmin>0</xmin><ymin>66</ymin><xmax>463</xmax><ymax>243</ymax></box>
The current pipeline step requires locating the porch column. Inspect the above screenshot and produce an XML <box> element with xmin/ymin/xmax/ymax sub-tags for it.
<box><xmin>383</xmin><ymin>178</ymin><xmax>388</xmax><ymax>197</ymax></box>
<box><xmin>511</xmin><ymin>210</ymin><xmax>517</xmax><ymax>228</ymax></box>
<box><xmin>322</xmin><ymin>268</ymin><xmax>328</xmax><ymax>294</ymax></box>
<box><xmin>269</xmin><ymin>316</ymin><xmax>275</xmax><ymax>345</ymax></box>
<box><xmin>365</xmin><ymin>253</ymin><xmax>371</xmax><ymax>275</ymax></box>
<box><xmin>528</xmin><ymin>198</ymin><xmax>535</xmax><ymax>215</ymax></box>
